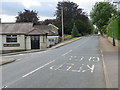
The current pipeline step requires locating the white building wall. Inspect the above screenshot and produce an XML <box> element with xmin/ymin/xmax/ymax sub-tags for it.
<box><xmin>0</xmin><ymin>35</ymin><xmax>2</xmax><ymax>52</ymax></box>
<box><xmin>26</xmin><ymin>36</ymin><xmax>31</xmax><ymax>50</ymax></box>
<box><xmin>40</xmin><ymin>35</ymin><xmax>47</xmax><ymax>50</ymax></box>
<box><xmin>2</xmin><ymin>35</ymin><xmax>26</xmax><ymax>51</ymax></box>
<box><xmin>1</xmin><ymin>34</ymin><xmax>48</xmax><ymax>53</ymax></box>
<box><xmin>47</xmin><ymin>36</ymin><xmax>59</xmax><ymax>47</ymax></box>
<box><xmin>18</xmin><ymin>35</ymin><xmax>25</xmax><ymax>49</ymax></box>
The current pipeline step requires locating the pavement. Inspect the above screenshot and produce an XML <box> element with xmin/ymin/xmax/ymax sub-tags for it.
<box><xmin>1</xmin><ymin>37</ymin><xmax>81</xmax><ymax>66</ymax></box>
<box><xmin>1</xmin><ymin>35</ymin><xmax>106</xmax><ymax>88</ymax></box>
<box><xmin>99</xmin><ymin>36</ymin><xmax>118</xmax><ymax>88</ymax></box>
<box><xmin>0</xmin><ymin>58</ymin><xmax>16</xmax><ymax>66</ymax></box>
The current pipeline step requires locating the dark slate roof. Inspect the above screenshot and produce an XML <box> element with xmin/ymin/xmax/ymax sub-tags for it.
<box><xmin>0</xmin><ymin>23</ymin><xmax>33</xmax><ymax>34</ymax></box>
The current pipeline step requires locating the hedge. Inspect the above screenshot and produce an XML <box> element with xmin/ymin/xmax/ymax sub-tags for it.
<box><xmin>107</xmin><ymin>17</ymin><xmax>120</xmax><ymax>39</ymax></box>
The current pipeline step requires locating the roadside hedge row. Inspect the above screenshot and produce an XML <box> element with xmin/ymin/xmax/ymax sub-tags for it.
<box><xmin>107</xmin><ymin>17</ymin><xmax>120</xmax><ymax>39</ymax></box>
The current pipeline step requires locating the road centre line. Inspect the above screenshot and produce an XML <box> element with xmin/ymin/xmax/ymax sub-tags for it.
<box><xmin>61</xmin><ymin>50</ymin><xmax>72</xmax><ymax>56</ymax></box>
<box><xmin>22</xmin><ymin>60</ymin><xmax>55</xmax><ymax>78</ymax></box>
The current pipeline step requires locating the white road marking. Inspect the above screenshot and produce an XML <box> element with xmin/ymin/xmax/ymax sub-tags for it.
<box><xmin>72</xmin><ymin>64</ymin><xmax>84</xmax><ymax>72</ymax></box>
<box><xmin>22</xmin><ymin>60</ymin><xmax>55</xmax><ymax>78</ymax></box>
<box><xmin>50</xmin><ymin>66</ymin><xmax>54</xmax><ymax>70</ymax></box>
<box><xmin>55</xmin><ymin>64</ymin><xmax>64</xmax><ymax>70</ymax></box>
<box><xmin>66</xmin><ymin>63</ymin><xmax>74</xmax><ymax>71</ymax></box>
<box><xmin>89</xmin><ymin>57</ymin><xmax>100</xmax><ymax>62</ymax></box>
<box><xmin>89</xmin><ymin>57</ymin><xmax>92</xmax><ymax>61</ymax></box>
<box><xmin>87</xmin><ymin>65</ymin><xmax>95</xmax><ymax>73</ymax></box>
<box><xmin>80</xmin><ymin>56</ymin><xmax>84</xmax><ymax>61</ymax></box>
<box><xmin>100</xmin><ymin>50</ymin><xmax>112</xmax><ymax>88</ymax></box>
<box><xmin>61</xmin><ymin>50</ymin><xmax>72</xmax><ymax>56</ymax></box>
<box><xmin>93</xmin><ymin>57</ymin><xmax>100</xmax><ymax>62</ymax></box>
<box><xmin>82</xmin><ymin>65</ymin><xmax>95</xmax><ymax>73</ymax></box>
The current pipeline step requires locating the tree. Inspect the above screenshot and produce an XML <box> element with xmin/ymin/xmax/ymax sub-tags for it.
<box><xmin>71</xmin><ymin>23</ymin><xmax>80</xmax><ymax>37</ymax></box>
<box><xmin>90</xmin><ymin>2</ymin><xmax>116</xmax><ymax>34</ymax></box>
<box><xmin>42</xmin><ymin>19</ymin><xmax>57</xmax><ymax>25</ymax></box>
<box><xmin>69</xmin><ymin>19</ymin><xmax>93</xmax><ymax>36</ymax></box>
<box><xmin>16</xmin><ymin>9</ymin><xmax>39</xmax><ymax>24</ymax></box>
<box><xmin>55</xmin><ymin>1</ymin><xmax>88</xmax><ymax>35</ymax></box>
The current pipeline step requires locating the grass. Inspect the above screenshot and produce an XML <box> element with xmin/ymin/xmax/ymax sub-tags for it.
<box><xmin>69</xmin><ymin>37</ymin><xmax>78</xmax><ymax>40</ymax></box>
<box><xmin>64</xmin><ymin>35</ymin><xmax>72</xmax><ymax>40</ymax></box>
<box><xmin>64</xmin><ymin>34</ymin><xmax>79</xmax><ymax>41</ymax></box>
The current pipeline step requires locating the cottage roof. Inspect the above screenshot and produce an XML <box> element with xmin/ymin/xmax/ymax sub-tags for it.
<box><xmin>0</xmin><ymin>23</ymin><xmax>33</xmax><ymax>34</ymax></box>
<box><xmin>34</xmin><ymin>25</ymin><xmax>51</xmax><ymax>31</ymax></box>
<box><xmin>0</xmin><ymin>23</ymin><xmax>58</xmax><ymax>35</ymax></box>
<box><xmin>27</xmin><ymin>28</ymin><xmax>46</xmax><ymax>35</ymax></box>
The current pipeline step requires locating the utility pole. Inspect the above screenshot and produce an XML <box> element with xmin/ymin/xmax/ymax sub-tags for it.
<box><xmin>61</xmin><ymin>7</ymin><xmax>64</xmax><ymax>42</ymax></box>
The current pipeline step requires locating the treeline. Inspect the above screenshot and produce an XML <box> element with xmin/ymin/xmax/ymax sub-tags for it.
<box><xmin>42</xmin><ymin>1</ymin><xmax>93</xmax><ymax>36</ymax></box>
<box><xmin>16</xmin><ymin>1</ymin><xmax>94</xmax><ymax>36</ymax></box>
<box><xmin>90</xmin><ymin>1</ymin><xmax>119</xmax><ymax>38</ymax></box>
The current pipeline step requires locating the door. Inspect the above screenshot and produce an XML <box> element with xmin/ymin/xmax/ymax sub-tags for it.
<box><xmin>31</xmin><ymin>36</ymin><xmax>40</xmax><ymax>49</ymax></box>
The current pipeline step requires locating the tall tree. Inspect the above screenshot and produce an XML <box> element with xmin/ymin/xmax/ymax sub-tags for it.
<box><xmin>55</xmin><ymin>1</ymin><xmax>88</xmax><ymax>35</ymax></box>
<box><xmin>90</xmin><ymin>2</ymin><xmax>116</xmax><ymax>33</ymax></box>
<box><xmin>16</xmin><ymin>9</ymin><xmax>39</xmax><ymax>24</ymax></box>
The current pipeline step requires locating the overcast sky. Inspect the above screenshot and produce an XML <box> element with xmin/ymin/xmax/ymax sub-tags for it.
<box><xmin>0</xmin><ymin>0</ymin><xmax>117</xmax><ymax>22</ymax></box>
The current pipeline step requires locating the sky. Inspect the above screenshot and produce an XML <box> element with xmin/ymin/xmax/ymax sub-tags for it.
<box><xmin>0</xmin><ymin>0</ymin><xmax>118</xmax><ymax>22</ymax></box>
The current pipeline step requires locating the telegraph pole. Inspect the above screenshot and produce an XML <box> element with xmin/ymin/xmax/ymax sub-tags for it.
<box><xmin>61</xmin><ymin>7</ymin><xmax>64</xmax><ymax>42</ymax></box>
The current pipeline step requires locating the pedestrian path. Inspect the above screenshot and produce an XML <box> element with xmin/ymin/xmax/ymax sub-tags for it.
<box><xmin>0</xmin><ymin>58</ymin><xmax>16</xmax><ymax>66</ymax></box>
<box><xmin>99</xmin><ymin>36</ymin><xmax>118</xmax><ymax>88</ymax></box>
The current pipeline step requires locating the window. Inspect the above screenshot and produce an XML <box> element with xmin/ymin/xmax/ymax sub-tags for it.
<box><xmin>52</xmin><ymin>39</ymin><xmax>54</xmax><ymax>42</ymax></box>
<box><xmin>6</xmin><ymin>35</ymin><xmax>17</xmax><ymax>42</ymax></box>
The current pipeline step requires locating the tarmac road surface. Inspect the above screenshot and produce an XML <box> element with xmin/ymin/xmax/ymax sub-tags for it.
<box><xmin>1</xmin><ymin>35</ymin><xmax>106</xmax><ymax>88</ymax></box>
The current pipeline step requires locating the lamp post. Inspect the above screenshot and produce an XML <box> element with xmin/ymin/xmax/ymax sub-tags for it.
<box><xmin>61</xmin><ymin>7</ymin><xmax>64</xmax><ymax>42</ymax></box>
<box><xmin>112</xmin><ymin>23</ymin><xmax>115</xmax><ymax>46</ymax></box>
<box><xmin>110</xmin><ymin>16</ymin><xmax>115</xmax><ymax>46</ymax></box>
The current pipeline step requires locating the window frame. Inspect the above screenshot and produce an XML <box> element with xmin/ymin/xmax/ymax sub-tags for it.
<box><xmin>6</xmin><ymin>35</ymin><xmax>17</xmax><ymax>43</ymax></box>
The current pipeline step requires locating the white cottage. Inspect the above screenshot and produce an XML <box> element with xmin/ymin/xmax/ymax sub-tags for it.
<box><xmin>34</xmin><ymin>24</ymin><xmax>59</xmax><ymax>47</ymax></box>
<box><xmin>0</xmin><ymin>23</ymin><xmax>47</xmax><ymax>53</ymax></box>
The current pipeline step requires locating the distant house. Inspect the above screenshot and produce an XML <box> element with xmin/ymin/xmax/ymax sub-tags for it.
<box><xmin>47</xmin><ymin>24</ymin><xmax>59</xmax><ymax>47</ymax></box>
<box><xmin>0</xmin><ymin>23</ymin><xmax>59</xmax><ymax>53</ymax></box>
<box><xmin>34</xmin><ymin>24</ymin><xmax>59</xmax><ymax>47</ymax></box>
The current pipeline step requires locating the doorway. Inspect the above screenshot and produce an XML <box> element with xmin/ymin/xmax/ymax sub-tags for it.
<box><xmin>31</xmin><ymin>36</ymin><xmax>40</xmax><ymax>49</ymax></box>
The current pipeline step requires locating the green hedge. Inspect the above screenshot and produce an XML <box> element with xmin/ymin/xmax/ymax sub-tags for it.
<box><xmin>107</xmin><ymin>17</ymin><xmax>120</xmax><ymax>39</ymax></box>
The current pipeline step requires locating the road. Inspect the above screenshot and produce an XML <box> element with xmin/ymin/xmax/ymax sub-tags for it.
<box><xmin>1</xmin><ymin>35</ymin><xmax>106</xmax><ymax>88</ymax></box>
